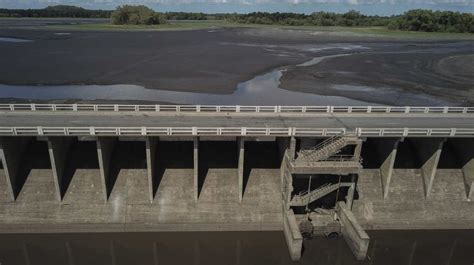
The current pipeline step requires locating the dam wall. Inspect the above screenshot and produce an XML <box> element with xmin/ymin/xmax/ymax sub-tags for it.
<box><xmin>353</xmin><ymin>138</ymin><xmax>474</xmax><ymax>230</ymax></box>
<box><xmin>1</xmin><ymin>135</ymin><xmax>474</xmax><ymax>233</ymax></box>
<box><xmin>0</xmin><ymin>136</ymin><xmax>283</xmax><ymax>233</ymax></box>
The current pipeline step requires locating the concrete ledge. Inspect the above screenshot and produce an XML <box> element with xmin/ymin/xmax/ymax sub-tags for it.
<box><xmin>0</xmin><ymin>222</ymin><xmax>284</xmax><ymax>234</ymax></box>
<box><xmin>283</xmin><ymin>208</ymin><xmax>303</xmax><ymax>261</ymax></box>
<box><xmin>336</xmin><ymin>201</ymin><xmax>370</xmax><ymax>261</ymax></box>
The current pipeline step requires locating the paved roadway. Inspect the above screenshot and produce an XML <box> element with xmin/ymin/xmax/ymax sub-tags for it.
<box><xmin>1</xmin><ymin>112</ymin><xmax>474</xmax><ymax>129</ymax></box>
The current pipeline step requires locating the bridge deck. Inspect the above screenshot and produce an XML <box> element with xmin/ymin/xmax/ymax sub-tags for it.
<box><xmin>1</xmin><ymin>112</ymin><xmax>474</xmax><ymax>128</ymax></box>
<box><xmin>1</xmin><ymin>111</ymin><xmax>474</xmax><ymax>137</ymax></box>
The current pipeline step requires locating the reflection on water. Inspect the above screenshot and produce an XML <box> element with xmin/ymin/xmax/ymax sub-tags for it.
<box><xmin>0</xmin><ymin>230</ymin><xmax>472</xmax><ymax>265</ymax></box>
<box><xmin>0</xmin><ymin>37</ymin><xmax>32</xmax><ymax>43</ymax></box>
<box><xmin>0</xmin><ymin>69</ymin><xmax>370</xmax><ymax>106</ymax></box>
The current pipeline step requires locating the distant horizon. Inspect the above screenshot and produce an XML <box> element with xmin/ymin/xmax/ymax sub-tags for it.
<box><xmin>0</xmin><ymin>2</ymin><xmax>472</xmax><ymax>16</ymax></box>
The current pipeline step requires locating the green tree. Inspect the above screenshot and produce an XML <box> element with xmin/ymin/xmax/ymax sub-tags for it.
<box><xmin>111</xmin><ymin>5</ymin><xmax>166</xmax><ymax>25</ymax></box>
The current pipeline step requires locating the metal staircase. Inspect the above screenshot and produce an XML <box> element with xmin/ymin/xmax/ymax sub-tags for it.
<box><xmin>290</xmin><ymin>182</ymin><xmax>352</xmax><ymax>207</ymax></box>
<box><xmin>297</xmin><ymin>135</ymin><xmax>347</xmax><ymax>162</ymax></box>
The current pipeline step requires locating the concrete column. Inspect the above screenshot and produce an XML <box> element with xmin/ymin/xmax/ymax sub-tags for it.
<box><xmin>97</xmin><ymin>137</ymin><xmax>117</xmax><ymax>203</ymax></box>
<box><xmin>450</xmin><ymin>139</ymin><xmax>474</xmax><ymax>200</ymax></box>
<box><xmin>146</xmin><ymin>137</ymin><xmax>158</xmax><ymax>203</ymax></box>
<box><xmin>336</xmin><ymin>201</ymin><xmax>369</xmax><ymax>261</ymax></box>
<box><xmin>47</xmin><ymin>137</ymin><xmax>75</xmax><ymax>202</ymax></box>
<box><xmin>0</xmin><ymin>137</ymin><xmax>32</xmax><ymax>201</ymax></box>
<box><xmin>410</xmin><ymin>138</ymin><xmax>445</xmax><ymax>198</ymax></box>
<box><xmin>463</xmin><ymin>160</ymin><xmax>474</xmax><ymax>200</ymax></box>
<box><xmin>353</xmin><ymin>139</ymin><xmax>364</xmax><ymax>160</ymax></box>
<box><xmin>238</xmin><ymin>137</ymin><xmax>245</xmax><ymax>203</ymax></box>
<box><xmin>346</xmin><ymin>174</ymin><xmax>357</xmax><ymax>209</ymax></box>
<box><xmin>194</xmin><ymin>137</ymin><xmax>199</xmax><ymax>202</ymax></box>
<box><xmin>283</xmin><ymin>208</ymin><xmax>303</xmax><ymax>261</ymax></box>
<box><xmin>289</xmin><ymin>137</ymin><xmax>296</xmax><ymax>161</ymax></box>
<box><xmin>379</xmin><ymin>139</ymin><xmax>401</xmax><ymax>199</ymax></box>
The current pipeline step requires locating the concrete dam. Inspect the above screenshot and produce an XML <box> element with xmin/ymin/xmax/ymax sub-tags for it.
<box><xmin>1</xmin><ymin>103</ymin><xmax>474</xmax><ymax>261</ymax></box>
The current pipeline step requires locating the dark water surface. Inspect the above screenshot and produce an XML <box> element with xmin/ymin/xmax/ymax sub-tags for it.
<box><xmin>0</xmin><ymin>230</ymin><xmax>473</xmax><ymax>265</ymax></box>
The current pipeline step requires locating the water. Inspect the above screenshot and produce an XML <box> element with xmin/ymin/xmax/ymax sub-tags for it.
<box><xmin>0</xmin><ymin>230</ymin><xmax>472</xmax><ymax>265</ymax></box>
<box><xmin>0</xmin><ymin>69</ymin><xmax>370</xmax><ymax>106</ymax></box>
<box><xmin>0</xmin><ymin>37</ymin><xmax>32</xmax><ymax>43</ymax></box>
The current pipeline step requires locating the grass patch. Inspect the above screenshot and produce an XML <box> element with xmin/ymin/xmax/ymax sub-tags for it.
<box><xmin>48</xmin><ymin>20</ymin><xmax>245</xmax><ymax>31</ymax></box>
<box><xmin>48</xmin><ymin>20</ymin><xmax>474</xmax><ymax>40</ymax></box>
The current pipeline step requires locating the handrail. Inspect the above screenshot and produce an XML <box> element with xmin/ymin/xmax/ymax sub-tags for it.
<box><xmin>292</xmin><ymin>182</ymin><xmax>353</xmax><ymax>205</ymax></box>
<box><xmin>321</xmin><ymin>155</ymin><xmax>360</xmax><ymax>162</ymax></box>
<box><xmin>0</xmin><ymin>103</ymin><xmax>473</xmax><ymax>114</ymax></box>
<box><xmin>0</xmin><ymin>126</ymin><xmax>473</xmax><ymax>137</ymax></box>
<box><xmin>309</xmin><ymin>134</ymin><xmax>342</xmax><ymax>151</ymax></box>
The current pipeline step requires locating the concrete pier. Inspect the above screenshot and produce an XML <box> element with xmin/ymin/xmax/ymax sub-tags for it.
<box><xmin>449</xmin><ymin>139</ymin><xmax>474</xmax><ymax>200</ymax></box>
<box><xmin>194</xmin><ymin>137</ymin><xmax>199</xmax><ymax>202</ymax></box>
<box><xmin>289</xmin><ymin>137</ymin><xmax>296</xmax><ymax>161</ymax></box>
<box><xmin>346</xmin><ymin>175</ymin><xmax>357</xmax><ymax>209</ymax></box>
<box><xmin>238</xmin><ymin>138</ymin><xmax>245</xmax><ymax>203</ymax></box>
<box><xmin>409</xmin><ymin>138</ymin><xmax>445</xmax><ymax>198</ymax></box>
<box><xmin>97</xmin><ymin>137</ymin><xmax>117</xmax><ymax>203</ymax></box>
<box><xmin>0</xmin><ymin>137</ymin><xmax>33</xmax><ymax>201</ymax></box>
<box><xmin>336</xmin><ymin>201</ymin><xmax>369</xmax><ymax>260</ymax></box>
<box><xmin>146</xmin><ymin>137</ymin><xmax>158</xmax><ymax>203</ymax></box>
<box><xmin>283</xmin><ymin>208</ymin><xmax>303</xmax><ymax>261</ymax></box>
<box><xmin>47</xmin><ymin>137</ymin><xmax>75</xmax><ymax>202</ymax></box>
<box><xmin>374</xmin><ymin>138</ymin><xmax>401</xmax><ymax>199</ymax></box>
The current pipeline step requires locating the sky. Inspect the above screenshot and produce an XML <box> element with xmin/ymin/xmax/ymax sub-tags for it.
<box><xmin>0</xmin><ymin>0</ymin><xmax>473</xmax><ymax>15</ymax></box>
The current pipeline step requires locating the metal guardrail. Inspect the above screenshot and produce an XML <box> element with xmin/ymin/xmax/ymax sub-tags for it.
<box><xmin>0</xmin><ymin>127</ymin><xmax>473</xmax><ymax>137</ymax></box>
<box><xmin>0</xmin><ymin>104</ymin><xmax>473</xmax><ymax>114</ymax></box>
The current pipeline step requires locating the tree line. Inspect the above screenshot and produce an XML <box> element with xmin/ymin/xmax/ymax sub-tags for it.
<box><xmin>0</xmin><ymin>5</ymin><xmax>208</xmax><ymax>22</ymax></box>
<box><xmin>0</xmin><ymin>5</ymin><xmax>112</xmax><ymax>18</ymax></box>
<box><xmin>0</xmin><ymin>5</ymin><xmax>472</xmax><ymax>33</ymax></box>
<box><xmin>227</xmin><ymin>10</ymin><xmax>473</xmax><ymax>32</ymax></box>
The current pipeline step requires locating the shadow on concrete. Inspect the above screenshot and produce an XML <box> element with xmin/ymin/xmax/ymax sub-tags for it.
<box><xmin>197</xmin><ymin>141</ymin><xmax>238</xmax><ymax>198</ymax></box>
<box><xmin>243</xmin><ymin>141</ymin><xmax>281</xmax><ymax>197</ymax></box>
<box><xmin>13</xmin><ymin>141</ymin><xmax>51</xmax><ymax>199</ymax></box>
<box><xmin>439</xmin><ymin>139</ymin><xmax>474</xmax><ymax>169</ymax></box>
<box><xmin>107</xmin><ymin>141</ymin><xmax>146</xmax><ymax>198</ymax></box>
<box><xmin>61</xmin><ymin>141</ymin><xmax>99</xmax><ymax>199</ymax></box>
<box><xmin>361</xmin><ymin>138</ymin><xmax>426</xmax><ymax>169</ymax></box>
<box><xmin>154</xmin><ymin>141</ymin><xmax>193</xmax><ymax>197</ymax></box>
